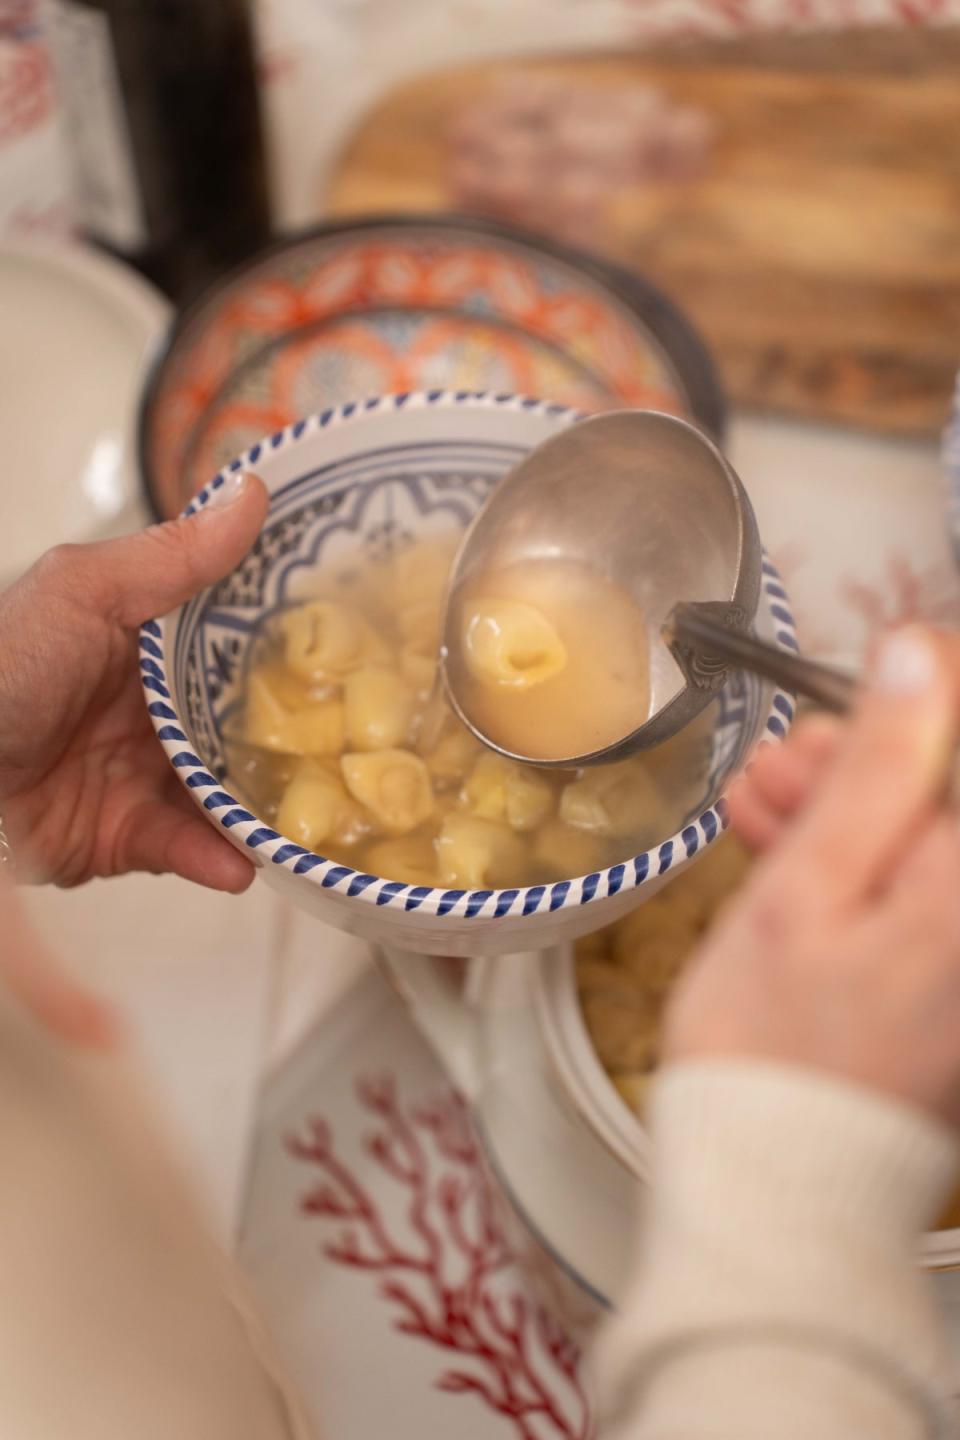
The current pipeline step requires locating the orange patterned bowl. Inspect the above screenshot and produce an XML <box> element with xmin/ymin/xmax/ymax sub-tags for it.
<box><xmin>139</xmin><ymin>213</ymin><xmax>724</xmax><ymax>519</ymax></box>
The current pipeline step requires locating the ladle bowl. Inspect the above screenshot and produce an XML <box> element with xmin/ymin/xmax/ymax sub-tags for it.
<box><xmin>441</xmin><ymin>411</ymin><xmax>762</xmax><ymax>767</ymax></box>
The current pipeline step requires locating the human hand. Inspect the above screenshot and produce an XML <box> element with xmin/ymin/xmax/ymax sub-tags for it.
<box><xmin>0</xmin><ymin>473</ymin><xmax>268</xmax><ymax>890</ymax></box>
<box><xmin>727</xmin><ymin>710</ymin><xmax>844</xmax><ymax>854</ymax></box>
<box><xmin>665</xmin><ymin>627</ymin><xmax>960</xmax><ymax>1129</ymax></box>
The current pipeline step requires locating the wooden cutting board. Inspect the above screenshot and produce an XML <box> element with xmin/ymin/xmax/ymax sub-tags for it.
<box><xmin>326</xmin><ymin>28</ymin><xmax>960</xmax><ymax>438</ymax></box>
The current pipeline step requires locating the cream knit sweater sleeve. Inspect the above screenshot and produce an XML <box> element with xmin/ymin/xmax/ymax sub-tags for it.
<box><xmin>593</xmin><ymin>1062</ymin><xmax>960</xmax><ymax>1440</ymax></box>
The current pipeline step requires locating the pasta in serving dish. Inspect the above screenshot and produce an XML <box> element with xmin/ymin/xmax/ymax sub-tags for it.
<box><xmin>575</xmin><ymin>834</ymin><xmax>750</xmax><ymax>1116</ymax></box>
<box><xmin>577</xmin><ymin>839</ymin><xmax>960</xmax><ymax>1234</ymax></box>
<box><xmin>225</xmin><ymin>535</ymin><xmax>713</xmax><ymax>890</ymax></box>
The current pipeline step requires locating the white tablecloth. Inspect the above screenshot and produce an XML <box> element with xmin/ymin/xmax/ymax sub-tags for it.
<box><xmin>1</xmin><ymin>0</ymin><xmax>958</xmax><ymax>1245</ymax></box>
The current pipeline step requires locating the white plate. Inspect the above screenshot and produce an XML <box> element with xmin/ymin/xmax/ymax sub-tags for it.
<box><xmin>240</xmin><ymin>966</ymin><xmax>596</xmax><ymax>1440</ymax></box>
<box><xmin>0</xmin><ymin>240</ymin><xmax>169</xmax><ymax>587</ymax></box>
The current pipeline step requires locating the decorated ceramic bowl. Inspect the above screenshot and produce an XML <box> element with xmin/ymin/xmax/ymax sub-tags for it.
<box><xmin>382</xmin><ymin>933</ymin><xmax>960</xmax><ymax>1339</ymax></box>
<box><xmin>141</xmin><ymin>391</ymin><xmax>794</xmax><ymax>956</ymax></box>
<box><xmin>138</xmin><ymin>213</ymin><xmax>724</xmax><ymax>520</ymax></box>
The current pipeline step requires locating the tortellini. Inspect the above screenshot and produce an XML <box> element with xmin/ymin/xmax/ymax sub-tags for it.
<box><xmin>364</xmin><ymin>837</ymin><xmax>437</xmax><ymax>888</ymax></box>
<box><xmin>398</xmin><ymin>599</ymin><xmax>441</xmax><ymax>656</ymax></box>
<box><xmin>421</xmin><ymin>716</ymin><xmax>481</xmax><ymax>786</ymax></box>
<box><xmin>436</xmin><ymin>813</ymin><xmax>527</xmax><ymax>889</ymax></box>
<box><xmin>579</xmin><ymin>985</ymin><xmax>660</xmax><ymax>1072</ymax></box>
<box><xmin>414</xmin><ymin>691</ymin><xmax>480</xmax><ymax>783</ymax></box>
<box><xmin>229</xmin><ymin>539</ymin><xmax>713</xmax><ymax>891</ymax></box>
<box><xmin>460</xmin><ymin>753</ymin><xmax>554</xmax><ymax>832</ymax></box>
<box><xmin>560</xmin><ymin>762</ymin><xmax>668</xmax><ymax>838</ymax></box>
<box><xmin>400</xmin><ymin>646</ymin><xmax>436</xmax><ymax>698</ymax></box>
<box><xmin>576</xmin><ymin>835</ymin><xmax>750</xmax><ymax>1121</ymax></box>
<box><xmin>532</xmin><ymin>818</ymin><xmax>607</xmax><ymax>880</ymax></box>
<box><xmin>245</xmin><ymin>667</ymin><xmax>344</xmax><ymax>756</ymax></box>
<box><xmin>463</xmin><ymin>597</ymin><xmax>567</xmax><ymax>690</ymax></box>
<box><xmin>612</xmin><ymin>889</ymin><xmax>701</xmax><ymax>965</ymax></box>
<box><xmin>341</xmin><ymin>749</ymin><xmax>434</xmax><ymax>835</ymax></box>
<box><xmin>344</xmin><ymin>667</ymin><xmax>415</xmax><ymax>752</ymax></box>
<box><xmin>454</xmin><ymin>556</ymin><xmax>656</xmax><ymax>764</ymax></box>
<box><xmin>282</xmin><ymin>601</ymin><xmax>389</xmax><ymax>683</ymax></box>
<box><xmin>276</xmin><ymin>759</ymin><xmax>370</xmax><ymax>849</ymax></box>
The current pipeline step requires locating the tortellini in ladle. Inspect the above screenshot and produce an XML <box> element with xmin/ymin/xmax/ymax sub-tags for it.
<box><xmin>451</xmin><ymin>556</ymin><xmax>654</xmax><ymax>763</ymax></box>
<box><xmin>463</xmin><ymin>598</ymin><xmax>568</xmax><ymax>690</ymax></box>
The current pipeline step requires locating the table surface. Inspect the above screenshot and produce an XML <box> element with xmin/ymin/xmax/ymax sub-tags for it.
<box><xmin>4</xmin><ymin>0</ymin><xmax>960</xmax><ymax>1373</ymax></box>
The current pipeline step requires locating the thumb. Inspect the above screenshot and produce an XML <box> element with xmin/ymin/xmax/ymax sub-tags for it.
<box><xmin>76</xmin><ymin>472</ymin><xmax>269</xmax><ymax>628</ymax></box>
<box><xmin>778</xmin><ymin>625</ymin><xmax>958</xmax><ymax>905</ymax></box>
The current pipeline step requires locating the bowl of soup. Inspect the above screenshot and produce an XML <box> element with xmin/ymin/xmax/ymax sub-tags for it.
<box><xmin>141</xmin><ymin>391</ymin><xmax>796</xmax><ymax>955</ymax></box>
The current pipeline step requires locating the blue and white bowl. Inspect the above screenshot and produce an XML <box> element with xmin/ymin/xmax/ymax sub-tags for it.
<box><xmin>141</xmin><ymin>391</ymin><xmax>797</xmax><ymax>956</ymax></box>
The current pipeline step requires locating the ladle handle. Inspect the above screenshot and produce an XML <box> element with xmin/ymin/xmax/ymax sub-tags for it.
<box><xmin>665</xmin><ymin>604</ymin><xmax>858</xmax><ymax>714</ymax></box>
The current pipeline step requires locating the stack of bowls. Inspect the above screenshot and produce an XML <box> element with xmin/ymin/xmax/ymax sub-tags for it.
<box><xmin>138</xmin><ymin>214</ymin><xmax>724</xmax><ymax>519</ymax></box>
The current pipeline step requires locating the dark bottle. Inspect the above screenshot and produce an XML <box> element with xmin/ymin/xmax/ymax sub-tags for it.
<box><xmin>50</xmin><ymin>0</ymin><xmax>272</xmax><ymax>302</ymax></box>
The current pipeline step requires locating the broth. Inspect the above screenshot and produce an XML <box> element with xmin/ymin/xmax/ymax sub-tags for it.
<box><xmin>455</xmin><ymin>557</ymin><xmax>651</xmax><ymax>761</ymax></box>
<box><xmin>225</xmin><ymin>536</ymin><xmax>710</xmax><ymax>891</ymax></box>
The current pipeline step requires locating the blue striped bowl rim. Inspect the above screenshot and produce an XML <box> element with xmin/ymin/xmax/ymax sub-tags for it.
<box><xmin>141</xmin><ymin>391</ymin><xmax>798</xmax><ymax>923</ymax></box>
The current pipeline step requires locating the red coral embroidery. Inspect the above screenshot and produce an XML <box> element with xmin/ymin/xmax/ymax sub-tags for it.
<box><xmin>0</xmin><ymin>40</ymin><xmax>53</xmax><ymax>145</ymax></box>
<box><xmin>288</xmin><ymin>1077</ymin><xmax>592</xmax><ymax>1440</ymax></box>
<box><xmin>765</xmin><ymin>546</ymin><xmax>960</xmax><ymax>660</ymax></box>
<box><xmin>839</xmin><ymin>553</ymin><xmax>960</xmax><ymax>636</ymax></box>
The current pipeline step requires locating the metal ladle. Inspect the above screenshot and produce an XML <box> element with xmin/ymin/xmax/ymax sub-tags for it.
<box><xmin>439</xmin><ymin>410</ymin><xmax>855</xmax><ymax>768</ymax></box>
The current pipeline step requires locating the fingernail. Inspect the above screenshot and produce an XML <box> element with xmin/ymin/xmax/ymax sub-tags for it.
<box><xmin>873</xmin><ymin>627</ymin><xmax>938</xmax><ymax>696</ymax></box>
<box><xmin>198</xmin><ymin>471</ymin><xmax>252</xmax><ymax>514</ymax></box>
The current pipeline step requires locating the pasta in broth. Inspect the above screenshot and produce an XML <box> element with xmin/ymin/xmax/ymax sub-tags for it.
<box><xmin>578</xmin><ymin>838</ymin><xmax>960</xmax><ymax>1234</ymax></box>
<box><xmin>226</xmin><ymin>536</ymin><xmax>712</xmax><ymax>891</ymax></box>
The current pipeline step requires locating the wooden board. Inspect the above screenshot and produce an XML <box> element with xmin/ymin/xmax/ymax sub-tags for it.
<box><xmin>326</xmin><ymin>28</ymin><xmax>960</xmax><ymax>437</ymax></box>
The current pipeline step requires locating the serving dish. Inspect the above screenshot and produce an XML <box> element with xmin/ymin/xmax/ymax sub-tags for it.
<box><xmin>383</xmin><ymin>926</ymin><xmax>960</xmax><ymax>1338</ymax></box>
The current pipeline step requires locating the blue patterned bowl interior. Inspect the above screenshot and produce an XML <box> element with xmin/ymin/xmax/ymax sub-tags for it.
<box><xmin>142</xmin><ymin>394</ymin><xmax>796</xmax><ymax>923</ymax></box>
